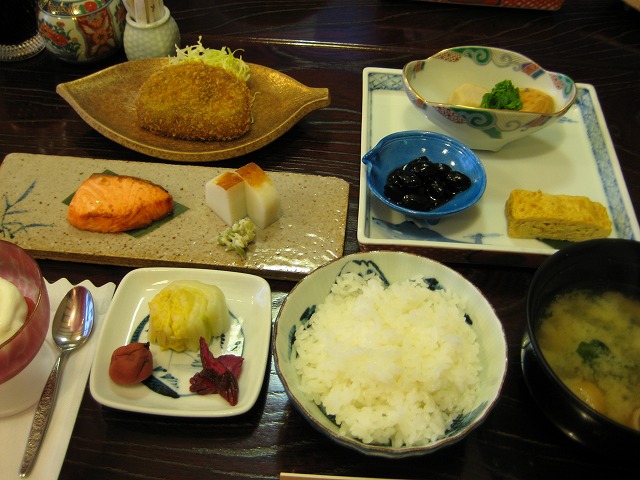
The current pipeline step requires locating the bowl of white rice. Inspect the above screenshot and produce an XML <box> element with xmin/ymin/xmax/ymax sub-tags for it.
<box><xmin>273</xmin><ymin>251</ymin><xmax>507</xmax><ymax>458</ymax></box>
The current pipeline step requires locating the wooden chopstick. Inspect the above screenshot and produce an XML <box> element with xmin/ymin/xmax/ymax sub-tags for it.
<box><xmin>280</xmin><ymin>474</ymin><xmax>406</xmax><ymax>480</ymax></box>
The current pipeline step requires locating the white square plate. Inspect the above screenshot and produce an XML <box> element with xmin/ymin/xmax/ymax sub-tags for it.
<box><xmin>358</xmin><ymin>67</ymin><xmax>640</xmax><ymax>267</ymax></box>
<box><xmin>90</xmin><ymin>267</ymin><xmax>271</xmax><ymax>417</ymax></box>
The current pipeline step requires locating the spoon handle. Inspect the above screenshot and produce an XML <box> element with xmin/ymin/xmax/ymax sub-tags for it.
<box><xmin>19</xmin><ymin>349</ymin><xmax>70</xmax><ymax>478</ymax></box>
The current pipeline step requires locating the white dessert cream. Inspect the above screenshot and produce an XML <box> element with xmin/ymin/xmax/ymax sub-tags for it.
<box><xmin>0</xmin><ymin>277</ymin><xmax>28</xmax><ymax>344</ymax></box>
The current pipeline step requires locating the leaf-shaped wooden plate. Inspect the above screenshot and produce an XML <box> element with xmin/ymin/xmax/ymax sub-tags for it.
<box><xmin>56</xmin><ymin>58</ymin><xmax>330</xmax><ymax>162</ymax></box>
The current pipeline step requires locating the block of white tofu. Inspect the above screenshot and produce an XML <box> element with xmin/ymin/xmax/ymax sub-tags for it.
<box><xmin>205</xmin><ymin>171</ymin><xmax>247</xmax><ymax>226</ymax></box>
<box><xmin>449</xmin><ymin>83</ymin><xmax>489</xmax><ymax>108</ymax></box>
<box><xmin>235</xmin><ymin>162</ymin><xmax>281</xmax><ymax>229</ymax></box>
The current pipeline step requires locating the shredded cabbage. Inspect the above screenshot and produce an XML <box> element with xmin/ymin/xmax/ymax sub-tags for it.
<box><xmin>217</xmin><ymin>217</ymin><xmax>256</xmax><ymax>259</ymax></box>
<box><xmin>148</xmin><ymin>280</ymin><xmax>230</xmax><ymax>352</ymax></box>
<box><xmin>170</xmin><ymin>36</ymin><xmax>250</xmax><ymax>82</ymax></box>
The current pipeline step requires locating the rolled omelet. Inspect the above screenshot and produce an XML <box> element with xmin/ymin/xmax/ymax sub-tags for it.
<box><xmin>505</xmin><ymin>189</ymin><xmax>612</xmax><ymax>242</ymax></box>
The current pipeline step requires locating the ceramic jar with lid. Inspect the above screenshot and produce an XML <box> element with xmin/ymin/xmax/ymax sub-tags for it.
<box><xmin>37</xmin><ymin>0</ymin><xmax>125</xmax><ymax>62</ymax></box>
<box><xmin>123</xmin><ymin>5</ymin><xmax>180</xmax><ymax>60</ymax></box>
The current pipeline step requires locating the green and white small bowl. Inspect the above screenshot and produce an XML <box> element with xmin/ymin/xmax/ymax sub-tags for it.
<box><xmin>403</xmin><ymin>46</ymin><xmax>577</xmax><ymax>151</ymax></box>
<box><xmin>273</xmin><ymin>251</ymin><xmax>507</xmax><ymax>458</ymax></box>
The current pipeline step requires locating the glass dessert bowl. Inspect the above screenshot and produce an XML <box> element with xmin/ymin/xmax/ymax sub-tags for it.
<box><xmin>0</xmin><ymin>240</ymin><xmax>50</xmax><ymax>416</ymax></box>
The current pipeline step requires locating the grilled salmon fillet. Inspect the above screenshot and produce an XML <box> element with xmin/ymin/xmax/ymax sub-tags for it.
<box><xmin>135</xmin><ymin>62</ymin><xmax>252</xmax><ymax>141</ymax></box>
<box><xmin>67</xmin><ymin>174</ymin><xmax>174</xmax><ymax>233</ymax></box>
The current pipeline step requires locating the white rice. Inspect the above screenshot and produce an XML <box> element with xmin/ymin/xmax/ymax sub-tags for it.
<box><xmin>293</xmin><ymin>272</ymin><xmax>481</xmax><ymax>448</ymax></box>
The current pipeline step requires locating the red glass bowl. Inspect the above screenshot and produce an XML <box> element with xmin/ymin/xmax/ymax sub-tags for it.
<box><xmin>0</xmin><ymin>240</ymin><xmax>50</xmax><ymax>384</ymax></box>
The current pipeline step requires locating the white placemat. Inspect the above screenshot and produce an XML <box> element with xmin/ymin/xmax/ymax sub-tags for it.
<box><xmin>0</xmin><ymin>278</ymin><xmax>116</xmax><ymax>479</ymax></box>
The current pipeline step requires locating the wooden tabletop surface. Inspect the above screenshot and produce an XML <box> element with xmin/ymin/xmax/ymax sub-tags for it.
<box><xmin>1</xmin><ymin>0</ymin><xmax>638</xmax><ymax>478</ymax></box>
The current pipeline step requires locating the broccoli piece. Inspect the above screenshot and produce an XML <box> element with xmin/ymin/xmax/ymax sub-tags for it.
<box><xmin>480</xmin><ymin>80</ymin><xmax>523</xmax><ymax>111</ymax></box>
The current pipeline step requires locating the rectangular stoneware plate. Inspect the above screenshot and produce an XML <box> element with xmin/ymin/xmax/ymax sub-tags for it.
<box><xmin>358</xmin><ymin>67</ymin><xmax>640</xmax><ymax>267</ymax></box>
<box><xmin>0</xmin><ymin>153</ymin><xmax>349</xmax><ymax>280</ymax></box>
<box><xmin>90</xmin><ymin>267</ymin><xmax>271</xmax><ymax>417</ymax></box>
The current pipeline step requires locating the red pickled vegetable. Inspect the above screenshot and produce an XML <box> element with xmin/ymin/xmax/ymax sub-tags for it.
<box><xmin>189</xmin><ymin>336</ymin><xmax>243</xmax><ymax>406</ymax></box>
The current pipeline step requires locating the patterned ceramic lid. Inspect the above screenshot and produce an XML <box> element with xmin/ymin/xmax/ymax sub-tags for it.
<box><xmin>39</xmin><ymin>0</ymin><xmax>114</xmax><ymax>16</ymax></box>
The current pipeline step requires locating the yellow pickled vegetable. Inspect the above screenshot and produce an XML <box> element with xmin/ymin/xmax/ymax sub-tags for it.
<box><xmin>148</xmin><ymin>280</ymin><xmax>230</xmax><ymax>352</ymax></box>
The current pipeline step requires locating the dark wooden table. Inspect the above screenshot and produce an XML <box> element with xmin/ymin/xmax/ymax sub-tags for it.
<box><xmin>1</xmin><ymin>0</ymin><xmax>639</xmax><ymax>478</ymax></box>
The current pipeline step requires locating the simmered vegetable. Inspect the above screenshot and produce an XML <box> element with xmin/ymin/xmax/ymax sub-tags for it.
<box><xmin>480</xmin><ymin>80</ymin><xmax>523</xmax><ymax>111</ymax></box>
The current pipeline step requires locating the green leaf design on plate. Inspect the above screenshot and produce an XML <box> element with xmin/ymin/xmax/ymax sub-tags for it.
<box><xmin>1</xmin><ymin>179</ymin><xmax>52</xmax><ymax>238</ymax></box>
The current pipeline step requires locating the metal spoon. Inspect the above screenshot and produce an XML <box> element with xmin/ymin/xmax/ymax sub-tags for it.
<box><xmin>19</xmin><ymin>286</ymin><xmax>95</xmax><ymax>478</ymax></box>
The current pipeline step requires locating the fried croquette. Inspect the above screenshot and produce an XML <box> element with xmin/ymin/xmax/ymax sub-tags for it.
<box><xmin>135</xmin><ymin>62</ymin><xmax>252</xmax><ymax>141</ymax></box>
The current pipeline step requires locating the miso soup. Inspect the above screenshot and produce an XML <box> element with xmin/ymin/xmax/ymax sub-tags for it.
<box><xmin>537</xmin><ymin>289</ymin><xmax>640</xmax><ymax>430</ymax></box>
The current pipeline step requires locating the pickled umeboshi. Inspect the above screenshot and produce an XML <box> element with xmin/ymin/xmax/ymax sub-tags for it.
<box><xmin>109</xmin><ymin>342</ymin><xmax>154</xmax><ymax>385</ymax></box>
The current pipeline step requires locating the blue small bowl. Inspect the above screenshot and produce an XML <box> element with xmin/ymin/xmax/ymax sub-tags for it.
<box><xmin>362</xmin><ymin>130</ymin><xmax>486</xmax><ymax>220</ymax></box>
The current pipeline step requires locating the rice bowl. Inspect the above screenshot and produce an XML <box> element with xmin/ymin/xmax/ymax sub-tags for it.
<box><xmin>273</xmin><ymin>251</ymin><xmax>507</xmax><ymax>458</ymax></box>
<box><xmin>293</xmin><ymin>271</ymin><xmax>481</xmax><ymax>447</ymax></box>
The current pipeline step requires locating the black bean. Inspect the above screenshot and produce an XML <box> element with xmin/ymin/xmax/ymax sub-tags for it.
<box><xmin>386</xmin><ymin>168</ymin><xmax>421</xmax><ymax>191</ymax></box>
<box><xmin>383</xmin><ymin>157</ymin><xmax>472</xmax><ymax>212</ymax></box>
<box><xmin>445</xmin><ymin>171</ymin><xmax>472</xmax><ymax>192</ymax></box>
<box><xmin>400</xmin><ymin>193</ymin><xmax>439</xmax><ymax>211</ymax></box>
<box><xmin>383</xmin><ymin>184</ymin><xmax>404</xmax><ymax>204</ymax></box>
<box><xmin>432</xmin><ymin>163</ymin><xmax>452</xmax><ymax>175</ymax></box>
<box><xmin>425</xmin><ymin>179</ymin><xmax>448</xmax><ymax>201</ymax></box>
<box><xmin>403</xmin><ymin>156</ymin><xmax>436</xmax><ymax>180</ymax></box>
